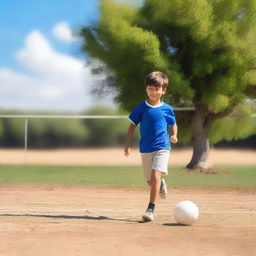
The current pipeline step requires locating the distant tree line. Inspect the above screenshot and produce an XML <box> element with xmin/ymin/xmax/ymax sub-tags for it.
<box><xmin>0</xmin><ymin>106</ymin><xmax>254</xmax><ymax>149</ymax></box>
<box><xmin>0</xmin><ymin>106</ymin><xmax>139</xmax><ymax>148</ymax></box>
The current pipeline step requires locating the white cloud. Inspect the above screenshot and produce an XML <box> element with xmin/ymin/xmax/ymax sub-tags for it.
<box><xmin>16</xmin><ymin>30</ymin><xmax>83</xmax><ymax>80</ymax></box>
<box><xmin>0</xmin><ymin>30</ymin><xmax>114</xmax><ymax>112</ymax></box>
<box><xmin>52</xmin><ymin>22</ymin><xmax>77</xmax><ymax>42</ymax></box>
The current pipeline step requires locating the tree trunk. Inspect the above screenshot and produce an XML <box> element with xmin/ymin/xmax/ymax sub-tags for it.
<box><xmin>186</xmin><ymin>108</ymin><xmax>211</xmax><ymax>170</ymax></box>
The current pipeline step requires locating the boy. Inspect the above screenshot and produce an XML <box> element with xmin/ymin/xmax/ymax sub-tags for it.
<box><xmin>124</xmin><ymin>71</ymin><xmax>178</xmax><ymax>222</ymax></box>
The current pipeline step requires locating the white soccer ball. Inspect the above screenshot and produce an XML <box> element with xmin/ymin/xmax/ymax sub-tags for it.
<box><xmin>173</xmin><ymin>200</ymin><xmax>199</xmax><ymax>225</ymax></box>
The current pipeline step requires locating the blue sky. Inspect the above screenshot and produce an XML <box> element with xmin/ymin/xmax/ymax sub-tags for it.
<box><xmin>0</xmin><ymin>0</ymin><xmax>115</xmax><ymax>113</ymax></box>
<box><xmin>0</xmin><ymin>0</ymin><xmax>97</xmax><ymax>66</ymax></box>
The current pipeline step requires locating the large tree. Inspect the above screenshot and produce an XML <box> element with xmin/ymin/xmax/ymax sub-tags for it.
<box><xmin>80</xmin><ymin>0</ymin><xmax>256</xmax><ymax>169</ymax></box>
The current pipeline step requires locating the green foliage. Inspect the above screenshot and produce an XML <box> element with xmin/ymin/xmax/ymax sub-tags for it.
<box><xmin>0</xmin><ymin>120</ymin><xmax>3</xmax><ymax>139</ymax></box>
<box><xmin>0</xmin><ymin>107</ymin><xmax>136</xmax><ymax>148</ymax></box>
<box><xmin>80</xmin><ymin>0</ymin><xmax>256</xmax><ymax>143</ymax></box>
<box><xmin>0</xmin><ymin>119</ymin><xmax>25</xmax><ymax>146</ymax></box>
<box><xmin>81</xmin><ymin>0</ymin><xmax>192</xmax><ymax>110</ymax></box>
<box><xmin>210</xmin><ymin>116</ymin><xmax>256</xmax><ymax>143</ymax></box>
<box><xmin>82</xmin><ymin>105</ymin><xmax>139</xmax><ymax>146</ymax></box>
<box><xmin>209</xmin><ymin>103</ymin><xmax>256</xmax><ymax>143</ymax></box>
<box><xmin>28</xmin><ymin>119</ymin><xmax>88</xmax><ymax>148</ymax></box>
<box><xmin>175</xmin><ymin>112</ymin><xmax>192</xmax><ymax>143</ymax></box>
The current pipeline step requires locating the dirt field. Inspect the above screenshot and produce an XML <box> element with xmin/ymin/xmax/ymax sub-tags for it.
<box><xmin>0</xmin><ymin>185</ymin><xmax>255</xmax><ymax>256</ymax></box>
<box><xmin>0</xmin><ymin>148</ymin><xmax>255</xmax><ymax>166</ymax></box>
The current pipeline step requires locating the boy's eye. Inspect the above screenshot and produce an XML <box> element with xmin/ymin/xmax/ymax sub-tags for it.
<box><xmin>148</xmin><ymin>87</ymin><xmax>160</xmax><ymax>91</ymax></box>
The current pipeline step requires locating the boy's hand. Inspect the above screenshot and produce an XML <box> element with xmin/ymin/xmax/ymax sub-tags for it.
<box><xmin>124</xmin><ymin>146</ymin><xmax>131</xmax><ymax>157</ymax></box>
<box><xmin>170</xmin><ymin>135</ymin><xmax>178</xmax><ymax>144</ymax></box>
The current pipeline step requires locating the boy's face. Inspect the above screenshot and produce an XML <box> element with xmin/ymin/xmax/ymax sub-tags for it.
<box><xmin>146</xmin><ymin>84</ymin><xmax>166</xmax><ymax>102</ymax></box>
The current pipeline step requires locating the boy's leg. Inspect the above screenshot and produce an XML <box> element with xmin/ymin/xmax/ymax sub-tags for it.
<box><xmin>149</xmin><ymin>170</ymin><xmax>161</xmax><ymax>204</ymax></box>
<box><xmin>142</xmin><ymin>170</ymin><xmax>161</xmax><ymax>221</ymax></box>
<box><xmin>152</xmin><ymin>150</ymin><xmax>169</xmax><ymax>199</ymax></box>
<box><xmin>141</xmin><ymin>150</ymin><xmax>169</xmax><ymax>221</ymax></box>
<box><xmin>147</xmin><ymin>175</ymin><xmax>167</xmax><ymax>199</ymax></box>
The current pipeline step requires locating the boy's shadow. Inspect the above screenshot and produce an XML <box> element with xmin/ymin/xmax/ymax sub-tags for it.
<box><xmin>0</xmin><ymin>214</ymin><xmax>187</xmax><ymax>225</ymax></box>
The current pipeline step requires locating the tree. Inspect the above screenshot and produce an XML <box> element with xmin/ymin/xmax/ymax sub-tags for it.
<box><xmin>80</xmin><ymin>0</ymin><xmax>256</xmax><ymax>169</ymax></box>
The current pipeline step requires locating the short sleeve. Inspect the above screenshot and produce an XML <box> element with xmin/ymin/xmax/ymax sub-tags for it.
<box><xmin>129</xmin><ymin>103</ymin><xmax>143</xmax><ymax>126</ymax></box>
<box><xmin>166</xmin><ymin>107</ymin><xmax>176</xmax><ymax>125</ymax></box>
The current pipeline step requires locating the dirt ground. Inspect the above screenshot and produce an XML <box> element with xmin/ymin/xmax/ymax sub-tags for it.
<box><xmin>0</xmin><ymin>185</ymin><xmax>255</xmax><ymax>256</ymax></box>
<box><xmin>0</xmin><ymin>147</ymin><xmax>255</xmax><ymax>166</ymax></box>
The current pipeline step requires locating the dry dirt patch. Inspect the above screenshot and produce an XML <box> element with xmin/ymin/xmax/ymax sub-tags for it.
<box><xmin>0</xmin><ymin>148</ymin><xmax>255</xmax><ymax>166</ymax></box>
<box><xmin>0</xmin><ymin>185</ymin><xmax>255</xmax><ymax>256</ymax></box>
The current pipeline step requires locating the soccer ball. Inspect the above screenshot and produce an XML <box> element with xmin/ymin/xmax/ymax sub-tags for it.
<box><xmin>173</xmin><ymin>200</ymin><xmax>199</xmax><ymax>225</ymax></box>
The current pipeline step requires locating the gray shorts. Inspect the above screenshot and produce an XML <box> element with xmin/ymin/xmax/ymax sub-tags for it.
<box><xmin>141</xmin><ymin>150</ymin><xmax>170</xmax><ymax>181</ymax></box>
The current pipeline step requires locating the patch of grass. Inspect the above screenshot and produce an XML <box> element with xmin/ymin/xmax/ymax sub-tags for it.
<box><xmin>0</xmin><ymin>165</ymin><xmax>145</xmax><ymax>187</ymax></box>
<box><xmin>166</xmin><ymin>166</ymin><xmax>256</xmax><ymax>192</ymax></box>
<box><xmin>0</xmin><ymin>165</ymin><xmax>255</xmax><ymax>192</ymax></box>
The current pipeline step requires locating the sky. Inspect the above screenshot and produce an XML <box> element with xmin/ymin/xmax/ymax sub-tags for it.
<box><xmin>0</xmin><ymin>0</ymin><xmax>116</xmax><ymax>113</ymax></box>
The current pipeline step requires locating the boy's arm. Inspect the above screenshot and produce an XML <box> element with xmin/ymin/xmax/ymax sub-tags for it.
<box><xmin>124</xmin><ymin>123</ymin><xmax>136</xmax><ymax>156</ymax></box>
<box><xmin>170</xmin><ymin>124</ymin><xmax>178</xmax><ymax>144</ymax></box>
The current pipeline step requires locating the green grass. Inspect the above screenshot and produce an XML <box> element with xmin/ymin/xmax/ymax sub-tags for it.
<box><xmin>0</xmin><ymin>165</ymin><xmax>255</xmax><ymax>192</ymax></box>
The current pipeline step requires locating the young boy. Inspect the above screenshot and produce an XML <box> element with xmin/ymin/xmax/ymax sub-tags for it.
<box><xmin>124</xmin><ymin>71</ymin><xmax>178</xmax><ymax>222</ymax></box>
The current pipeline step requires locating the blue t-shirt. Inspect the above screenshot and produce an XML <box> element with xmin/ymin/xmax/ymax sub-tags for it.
<box><xmin>129</xmin><ymin>101</ymin><xmax>176</xmax><ymax>153</ymax></box>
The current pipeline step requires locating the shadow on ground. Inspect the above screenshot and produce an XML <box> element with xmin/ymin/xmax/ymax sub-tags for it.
<box><xmin>0</xmin><ymin>213</ymin><xmax>187</xmax><ymax>226</ymax></box>
<box><xmin>0</xmin><ymin>213</ymin><xmax>141</xmax><ymax>223</ymax></box>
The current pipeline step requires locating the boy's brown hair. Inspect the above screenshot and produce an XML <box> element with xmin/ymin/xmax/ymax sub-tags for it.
<box><xmin>144</xmin><ymin>71</ymin><xmax>169</xmax><ymax>89</ymax></box>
